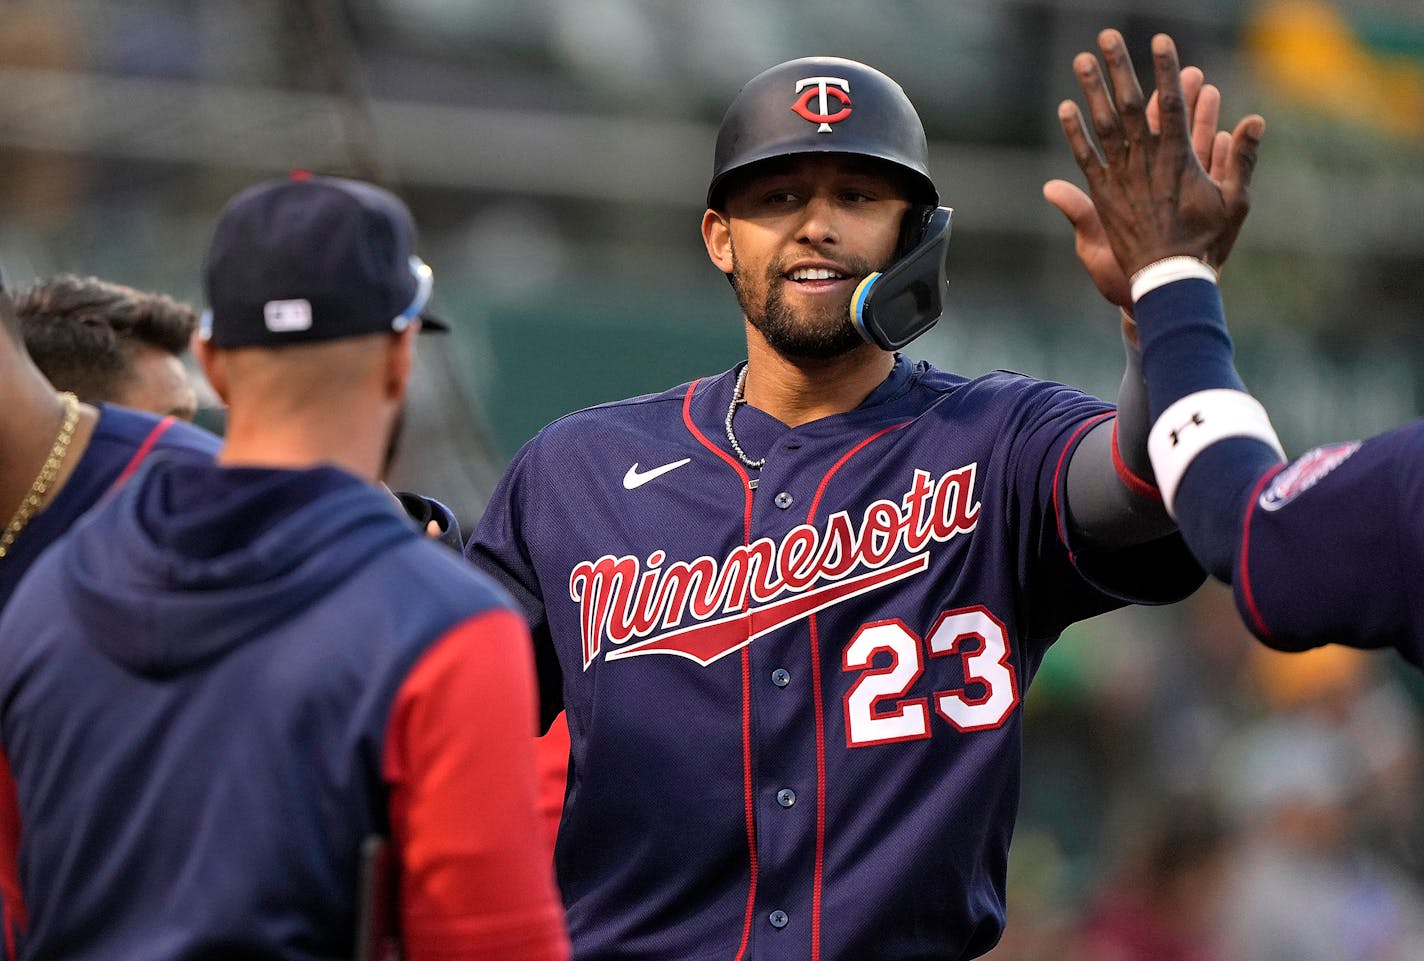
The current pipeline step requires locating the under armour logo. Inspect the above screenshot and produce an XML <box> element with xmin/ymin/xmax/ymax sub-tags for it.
<box><xmin>1167</xmin><ymin>412</ymin><xmax>1206</xmax><ymax>447</ymax></box>
<box><xmin>792</xmin><ymin>77</ymin><xmax>852</xmax><ymax>133</ymax></box>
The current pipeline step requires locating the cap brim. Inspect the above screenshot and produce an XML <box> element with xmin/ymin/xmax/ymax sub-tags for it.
<box><xmin>417</xmin><ymin>310</ymin><xmax>449</xmax><ymax>333</ymax></box>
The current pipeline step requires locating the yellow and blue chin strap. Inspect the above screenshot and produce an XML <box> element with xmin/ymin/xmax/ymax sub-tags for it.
<box><xmin>850</xmin><ymin>271</ymin><xmax>883</xmax><ymax>344</ymax></box>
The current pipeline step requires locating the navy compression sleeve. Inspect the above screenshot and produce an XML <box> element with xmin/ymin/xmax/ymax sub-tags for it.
<box><xmin>1136</xmin><ymin>278</ymin><xmax>1285</xmax><ymax>581</ymax></box>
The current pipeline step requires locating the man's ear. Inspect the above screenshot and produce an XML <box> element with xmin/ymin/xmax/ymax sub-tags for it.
<box><xmin>702</xmin><ymin>208</ymin><xmax>734</xmax><ymax>275</ymax></box>
<box><xmin>192</xmin><ymin>337</ymin><xmax>228</xmax><ymax>404</ymax></box>
<box><xmin>385</xmin><ymin>326</ymin><xmax>418</xmax><ymax>401</ymax></box>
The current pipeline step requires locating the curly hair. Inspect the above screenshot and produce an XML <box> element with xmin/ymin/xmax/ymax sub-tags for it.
<box><xmin>16</xmin><ymin>274</ymin><xmax>198</xmax><ymax>404</ymax></box>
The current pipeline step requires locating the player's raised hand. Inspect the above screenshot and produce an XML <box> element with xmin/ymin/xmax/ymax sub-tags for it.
<box><xmin>1051</xmin><ymin>30</ymin><xmax>1264</xmax><ymax>280</ymax></box>
<box><xmin>1043</xmin><ymin>61</ymin><xmax>1221</xmax><ymax>311</ymax></box>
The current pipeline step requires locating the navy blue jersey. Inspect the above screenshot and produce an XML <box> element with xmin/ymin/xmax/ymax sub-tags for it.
<box><xmin>468</xmin><ymin>356</ymin><xmax>1200</xmax><ymax>960</ymax></box>
<box><xmin>1229</xmin><ymin>424</ymin><xmax>1424</xmax><ymax>667</ymax></box>
<box><xmin>0</xmin><ymin>405</ymin><xmax>220</xmax><ymax>612</ymax></box>
<box><xmin>1133</xmin><ymin>277</ymin><xmax>1424</xmax><ymax>673</ymax></box>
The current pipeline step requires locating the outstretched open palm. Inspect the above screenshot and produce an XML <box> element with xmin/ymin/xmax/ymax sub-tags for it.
<box><xmin>1048</xmin><ymin>30</ymin><xmax>1264</xmax><ymax>285</ymax></box>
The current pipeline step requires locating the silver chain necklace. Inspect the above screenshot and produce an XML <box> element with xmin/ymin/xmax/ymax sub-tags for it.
<box><xmin>724</xmin><ymin>366</ymin><xmax>765</xmax><ymax>471</ymax></box>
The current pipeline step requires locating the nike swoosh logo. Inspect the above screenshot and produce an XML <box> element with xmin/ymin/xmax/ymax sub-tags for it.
<box><xmin>623</xmin><ymin>458</ymin><xmax>692</xmax><ymax>490</ymax></box>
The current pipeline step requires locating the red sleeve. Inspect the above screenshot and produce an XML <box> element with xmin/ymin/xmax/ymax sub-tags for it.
<box><xmin>534</xmin><ymin>712</ymin><xmax>571</xmax><ymax>856</ymax></box>
<box><xmin>384</xmin><ymin>609</ymin><xmax>570</xmax><ymax>961</ymax></box>
<box><xmin>0</xmin><ymin>750</ymin><xmax>25</xmax><ymax>961</ymax></box>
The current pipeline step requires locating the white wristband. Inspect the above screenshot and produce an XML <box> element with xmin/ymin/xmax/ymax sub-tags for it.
<box><xmin>1148</xmin><ymin>389</ymin><xmax>1285</xmax><ymax>517</ymax></box>
<box><xmin>1130</xmin><ymin>256</ymin><xmax>1218</xmax><ymax>302</ymax></box>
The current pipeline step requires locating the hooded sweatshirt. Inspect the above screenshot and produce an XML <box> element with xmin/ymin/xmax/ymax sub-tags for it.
<box><xmin>0</xmin><ymin>458</ymin><xmax>568</xmax><ymax>961</ymax></box>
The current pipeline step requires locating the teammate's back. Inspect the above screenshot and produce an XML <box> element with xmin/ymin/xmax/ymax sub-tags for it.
<box><xmin>0</xmin><ymin>459</ymin><xmax>557</xmax><ymax>960</ymax></box>
<box><xmin>0</xmin><ymin>173</ymin><xmax>568</xmax><ymax>961</ymax></box>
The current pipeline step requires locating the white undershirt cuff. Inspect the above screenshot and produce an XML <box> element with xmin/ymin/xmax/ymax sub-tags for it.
<box><xmin>1130</xmin><ymin>256</ymin><xmax>1219</xmax><ymax>302</ymax></box>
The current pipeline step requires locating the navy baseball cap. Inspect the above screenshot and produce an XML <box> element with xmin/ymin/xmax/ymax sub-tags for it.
<box><xmin>200</xmin><ymin>173</ymin><xmax>447</xmax><ymax>348</ymax></box>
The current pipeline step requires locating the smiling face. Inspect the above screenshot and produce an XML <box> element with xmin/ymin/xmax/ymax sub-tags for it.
<box><xmin>703</xmin><ymin>154</ymin><xmax>912</xmax><ymax>360</ymax></box>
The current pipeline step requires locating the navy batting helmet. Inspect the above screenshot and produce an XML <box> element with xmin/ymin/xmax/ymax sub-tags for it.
<box><xmin>707</xmin><ymin>56</ymin><xmax>939</xmax><ymax>209</ymax></box>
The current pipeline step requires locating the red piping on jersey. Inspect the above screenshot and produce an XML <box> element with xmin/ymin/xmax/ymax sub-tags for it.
<box><xmin>1236</xmin><ymin>464</ymin><xmax>1285</xmax><ymax>644</ymax></box>
<box><xmin>681</xmin><ymin>379</ymin><xmax>758</xmax><ymax>960</ymax></box>
<box><xmin>681</xmin><ymin>379</ymin><xmax>754</xmax><ymax>511</ymax></box>
<box><xmin>1050</xmin><ymin>411</ymin><xmax>1116</xmax><ymax>562</ymax></box>
<box><xmin>733</xmin><ymin>644</ymin><xmax>755</xmax><ymax>961</ymax></box>
<box><xmin>0</xmin><ymin>749</ymin><xmax>27</xmax><ymax>960</ymax></box>
<box><xmin>114</xmin><ymin>416</ymin><xmax>178</xmax><ymax>487</ymax></box>
<box><xmin>1110</xmin><ymin>419</ymin><xmax>1162</xmax><ymax>501</ymax></box>
<box><xmin>803</xmin><ymin>421</ymin><xmax>911</xmax><ymax>961</ymax></box>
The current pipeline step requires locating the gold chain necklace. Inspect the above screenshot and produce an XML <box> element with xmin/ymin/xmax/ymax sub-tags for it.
<box><xmin>0</xmin><ymin>392</ymin><xmax>81</xmax><ymax>559</ymax></box>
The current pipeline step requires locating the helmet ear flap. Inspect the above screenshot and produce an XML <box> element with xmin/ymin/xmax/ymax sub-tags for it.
<box><xmin>852</xmin><ymin>206</ymin><xmax>953</xmax><ymax>351</ymax></box>
<box><xmin>895</xmin><ymin>204</ymin><xmax>937</xmax><ymax>260</ymax></box>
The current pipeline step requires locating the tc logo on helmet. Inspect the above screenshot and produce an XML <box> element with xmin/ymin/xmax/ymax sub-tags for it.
<box><xmin>792</xmin><ymin>77</ymin><xmax>852</xmax><ymax>132</ymax></box>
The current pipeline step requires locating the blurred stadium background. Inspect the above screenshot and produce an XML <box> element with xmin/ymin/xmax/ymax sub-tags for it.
<box><xmin>3</xmin><ymin>0</ymin><xmax>1422</xmax><ymax>956</ymax></box>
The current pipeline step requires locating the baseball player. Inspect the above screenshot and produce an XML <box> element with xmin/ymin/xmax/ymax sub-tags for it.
<box><xmin>17</xmin><ymin>274</ymin><xmax>202</xmax><ymax>422</ymax></box>
<box><xmin>0</xmin><ymin>175</ymin><xmax>569</xmax><ymax>961</ymax></box>
<box><xmin>0</xmin><ymin>274</ymin><xmax>221</xmax><ymax>613</ymax></box>
<box><xmin>467</xmin><ymin>56</ymin><xmax>1247</xmax><ymax>959</ymax></box>
<box><xmin>1054</xmin><ymin>30</ymin><xmax>1424</xmax><ymax>669</ymax></box>
<box><xmin>0</xmin><ymin>266</ymin><xmax>461</xmax><ymax>602</ymax></box>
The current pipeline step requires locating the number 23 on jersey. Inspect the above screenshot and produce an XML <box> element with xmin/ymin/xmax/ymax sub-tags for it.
<box><xmin>843</xmin><ymin>605</ymin><xmax>1019</xmax><ymax>747</ymax></box>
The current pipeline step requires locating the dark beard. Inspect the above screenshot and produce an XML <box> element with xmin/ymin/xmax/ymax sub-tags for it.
<box><xmin>731</xmin><ymin>248</ymin><xmax>874</xmax><ymax>360</ymax></box>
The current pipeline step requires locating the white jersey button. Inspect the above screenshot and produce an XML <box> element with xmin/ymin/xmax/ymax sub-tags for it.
<box><xmin>769</xmin><ymin>910</ymin><xmax>789</xmax><ymax>929</ymax></box>
<box><xmin>776</xmin><ymin>788</ymin><xmax>797</xmax><ymax>808</ymax></box>
<box><xmin>774</xmin><ymin>491</ymin><xmax>794</xmax><ymax>509</ymax></box>
<box><xmin>771</xmin><ymin>668</ymin><xmax>791</xmax><ymax>687</ymax></box>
